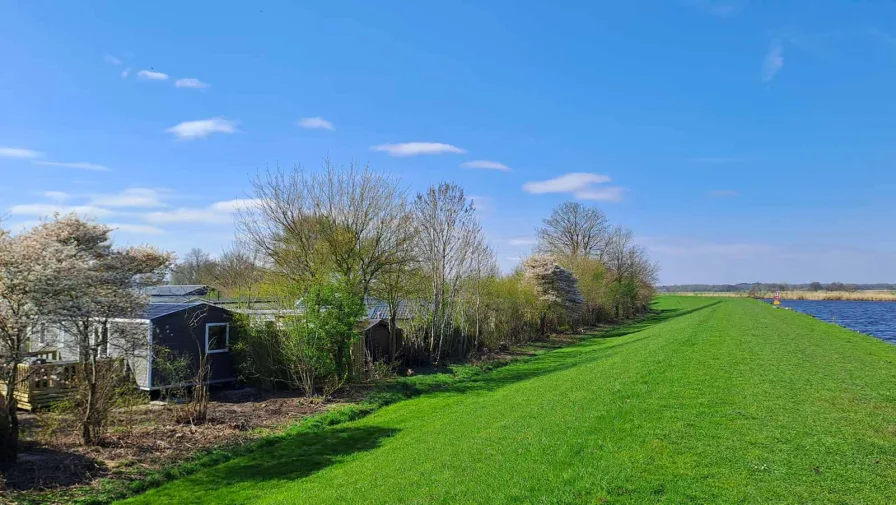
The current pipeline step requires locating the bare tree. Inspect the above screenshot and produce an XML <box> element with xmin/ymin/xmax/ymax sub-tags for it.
<box><xmin>604</xmin><ymin>226</ymin><xmax>657</xmax><ymax>318</ymax></box>
<box><xmin>170</xmin><ymin>248</ymin><xmax>217</xmax><ymax>285</ymax></box>
<box><xmin>462</xmin><ymin>233</ymin><xmax>498</xmax><ymax>353</ymax></box>
<box><xmin>536</xmin><ymin>202</ymin><xmax>610</xmax><ymax>263</ymax></box>
<box><xmin>240</xmin><ymin>159</ymin><xmax>414</xmax><ymax>295</ymax></box>
<box><xmin>211</xmin><ymin>245</ymin><xmax>264</xmax><ymax>298</ymax></box>
<box><xmin>411</xmin><ymin>182</ymin><xmax>482</xmax><ymax>360</ymax></box>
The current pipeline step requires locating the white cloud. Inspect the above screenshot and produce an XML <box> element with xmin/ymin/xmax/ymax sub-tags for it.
<box><xmin>142</xmin><ymin>208</ymin><xmax>231</xmax><ymax>225</ymax></box>
<box><xmin>371</xmin><ymin>142</ymin><xmax>466</xmax><ymax>157</ymax></box>
<box><xmin>90</xmin><ymin>188</ymin><xmax>165</xmax><ymax>208</ymax></box>
<box><xmin>575</xmin><ymin>186</ymin><xmax>626</xmax><ymax>202</ymax></box>
<box><xmin>142</xmin><ymin>198</ymin><xmax>257</xmax><ymax>225</ymax></box>
<box><xmin>468</xmin><ymin>195</ymin><xmax>494</xmax><ymax>214</ymax></box>
<box><xmin>297</xmin><ymin>117</ymin><xmax>334</xmax><ymax>130</ymax></box>
<box><xmin>43</xmin><ymin>191</ymin><xmax>70</xmax><ymax>202</ymax></box>
<box><xmin>460</xmin><ymin>160</ymin><xmax>511</xmax><ymax>171</ymax></box>
<box><xmin>104</xmin><ymin>54</ymin><xmax>122</xmax><ymax>65</ymax></box>
<box><xmin>507</xmin><ymin>236</ymin><xmax>537</xmax><ymax>246</ymax></box>
<box><xmin>121</xmin><ymin>68</ymin><xmax>131</xmax><ymax>79</ymax></box>
<box><xmin>0</xmin><ymin>147</ymin><xmax>43</xmax><ymax>159</ymax></box>
<box><xmin>33</xmin><ymin>161</ymin><xmax>109</xmax><ymax>171</ymax></box>
<box><xmin>638</xmin><ymin>236</ymin><xmax>776</xmax><ymax>258</ymax></box>
<box><xmin>761</xmin><ymin>41</ymin><xmax>784</xmax><ymax>83</ymax></box>
<box><xmin>523</xmin><ymin>172</ymin><xmax>624</xmax><ymax>202</ymax></box>
<box><xmin>108</xmin><ymin>223</ymin><xmax>165</xmax><ymax>235</ymax></box>
<box><xmin>175</xmin><ymin>78</ymin><xmax>209</xmax><ymax>89</ymax></box>
<box><xmin>137</xmin><ymin>70</ymin><xmax>169</xmax><ymax>81</ymax></box>
<box><xmin>165</xmin><ymin>118</ymin><xmax>238</xmax><ymax>140</ymax></box>
<box><xmin>9</xmin><ymin>204</ymin><xmax>113</xmax><ymax>218</ymax></box>
<box><xmin>709</xmin><ymin>189</ymin><xmax>739</xmax><ymax>198</ymax></box>
<box><xmin>209</xmin><ymin>198</ymin><xmax>262</xmax><ymax>212</ymax></box>
<box><xmin>522</xmin><ymin>172</ymin><xmax>611</xmax><ymax>193</ymax></box>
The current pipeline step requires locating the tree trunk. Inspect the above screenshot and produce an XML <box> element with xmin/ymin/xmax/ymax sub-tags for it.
<box><xmin>0</xmin><ymin>364</ymin><xmax>20</xmax><ymax>470</ymax></box>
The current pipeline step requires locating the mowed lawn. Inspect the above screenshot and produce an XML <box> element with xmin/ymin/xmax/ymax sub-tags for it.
<box><xmin>122</xmin><ymin>297</ymin><xmax>896</xmax><ymax>504</ymax></box>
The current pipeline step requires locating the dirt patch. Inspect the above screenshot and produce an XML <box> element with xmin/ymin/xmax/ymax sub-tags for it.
<box><xmin>1</xmin><ymin>388</ymin><xmax>342</xmax><ymax>502</ymax></box>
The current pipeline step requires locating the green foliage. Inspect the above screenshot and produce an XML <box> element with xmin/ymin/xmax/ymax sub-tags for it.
<box><xmin>234</xmin><ymin>278</ymin><xmax>365</xmax><ymax>396</ymax></box>
<box><xmin>121</xmin><ymin>297</ymin><xmax>896</xmax><ymax>504</ymax></box>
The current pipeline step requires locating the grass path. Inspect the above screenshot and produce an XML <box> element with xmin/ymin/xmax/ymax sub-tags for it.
<box><xmin>121</xmin><ymin>297</ymin><xmax>896</xmax><ymax>504</ymax></box>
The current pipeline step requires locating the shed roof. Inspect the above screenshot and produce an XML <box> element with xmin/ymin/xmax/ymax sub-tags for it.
<box><xmin>364</xmin><ymin>297</ymin><xmax>418</xmax><ymax>320</ymax></box>
<box><xmin>139</xmin><ymin>301</ymin><xmax>206</xmax><ymax>320</ymax></box>
<box><xmin>360</xmin><ymin>318</ymin><xmax>389</xmax><ymax>332</ymax></box>
<box><xmin>141</xmin><ymin>285</ymin><xmax>210</xmax><ymax>297</ymax></box>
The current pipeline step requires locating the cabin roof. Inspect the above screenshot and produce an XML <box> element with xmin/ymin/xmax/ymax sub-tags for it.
<box><xmin>140</xmin><ymin>285</ymin><xmax>210</xmax><ymax>297</ymax></box>
<box><xmin>139</xmin><ymin>301</ymin><xmax>208</xmax><ymax>320</ymax></box>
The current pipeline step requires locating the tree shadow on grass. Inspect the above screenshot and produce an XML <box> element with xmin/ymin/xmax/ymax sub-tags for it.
<box><xmin>178</xmin><ymin>425</ymin><xmax>399</xmax><ymax>490</ymax></box>
<box><xmin>370</xmin><ymin>300</ymin><xmax>723</xmax><ymax>402</ymax></box>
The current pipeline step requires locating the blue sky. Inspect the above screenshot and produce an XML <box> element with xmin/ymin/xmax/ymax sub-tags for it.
<box><xmin>2</xmin><ymin>1</ymin><xmax>896</xmax><ymax>284</ymax></box>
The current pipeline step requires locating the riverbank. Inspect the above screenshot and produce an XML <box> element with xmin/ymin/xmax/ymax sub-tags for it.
<box><xmin>668</xmin><ymin>290</ymin><xmax>896</xmax><ymax>301</ymax></box>
<box><xmin>118</xmin><ymin>297</ymin><xmax>896</xmax><ymax>504</ymax></box>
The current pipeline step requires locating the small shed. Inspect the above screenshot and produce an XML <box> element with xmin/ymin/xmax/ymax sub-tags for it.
<box><xmin>360</xmin><ymin>318</ymin><xmax>402</xmax><ymax>363</ymax></box>
<box><xmin>116</xmin><ymin>302</ymin><xmax>238</xmax><ymax>390</ymax></box>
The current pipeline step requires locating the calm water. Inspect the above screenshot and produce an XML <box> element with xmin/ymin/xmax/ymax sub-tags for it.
<box><xmin>772</xmin><ymin>299</ymin><xmax>896</xmax><ymax>344</ymax></box>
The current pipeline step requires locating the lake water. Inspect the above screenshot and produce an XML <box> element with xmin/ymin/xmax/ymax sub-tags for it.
<box><xmin>772</xmin><ymin>299</ymin><xmax>896</xmax><ymax>344</ymax></box>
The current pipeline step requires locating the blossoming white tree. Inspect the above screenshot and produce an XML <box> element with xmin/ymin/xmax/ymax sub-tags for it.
<box><xmin>17</xmin><ymin>215</ymin><xmax>172</xmax><ymax>445</ymax></box>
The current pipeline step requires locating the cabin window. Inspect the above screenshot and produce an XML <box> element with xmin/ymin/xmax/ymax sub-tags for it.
<box><xmin>205</xmin><ymin>323</ymin><xmax>230</xmax><ymax>354</ymax></box>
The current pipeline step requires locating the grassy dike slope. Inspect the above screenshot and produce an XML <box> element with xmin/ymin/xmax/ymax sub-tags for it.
<box><xmin>122</xmin><ymin>297</ymin><xmax>896</xmax><ymax>504</ymax></box>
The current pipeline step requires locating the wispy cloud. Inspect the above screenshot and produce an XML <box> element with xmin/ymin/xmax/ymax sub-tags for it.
<box><xmin>688</xmin><ymin>156</ymin><xmax>745</xmax><ymax>164</ymax></box>
<box><xmin>142</xmin><ymin>198</ymin><xmax>258</xmax><ymax>225</ymax></box>
<box><xmin>371</xmin><ymin>142</ymin><xmax>466</xmax><ymax>157</ymax></box>
<box><xmin>0</xmin><ymin>147</ymin><xmax>43</xmax><ymax>159</ymax></box>
<box><xmin>523</xmin><ymin>173</ymin><xmax>612</xmax><ymax>193</ymax></box>
<box><xmin>108</xmin><ymin>223</ymin><xmax>165</xmax><ymax>235</ymax></box>
<box><xmin>523</xmin><ymin>172</ymin><xmax>624</xmax><ymax>202</ymax></box>
<box><xmin>468</xmin><ymin>195</ymin><xmax>495</xmax><ymax>214</ymax></box>
<box><xmin>33</xmin><ymin>161</ymin><xmax>109</xmax><ymax>171</ymax></box>
<box><xmin>43</xmin><ymin>191</ymin><xmax>70</xmax><ymax>202</ymax></box>
<box><xmin>209</xmin><ymin>198</ymin><xmax>262</xmax><ymax>212</ymax></box>
<box><xmin>121</xmin><ymin>68</ymin><xmax>131</xmax><ymax>79</ymax></box>
<box><xmin>137</xmin><ymin>69</ymin><xmax>169</xmax><ymax>81</ymax></box>
<box><xmin>90</xmin><ymin>188</ymin><xmax>165</xmax><ymax>208</ymax></box>
<box><xmin>297</xmin><ymin>117</ymin><xmax>335</xmax><ymax>131</ymax></box>
<box><xmin>9</xmin><ymin>203</ymin><xmax>113</xmax><ymax>218</ymax></box>
<box><xmin>175</xmin><ymin>78</ymin><xmax>209</xmax><ymax>89</ymax></box>
<box><xmin>575</xmin><ymin>187</ymin><xmax>626</xmax><ymax>202</ymax></box>
<box><xmin>507</xmin><ymin>236</ymin><xmax>537</xmax><ymax>246</ymax></box>
<box><xmin>709</xmin><ymin>189</ymin><xmax>739</xmax><ymax>198</ymax></box>
<box><xmin>104</xmin><ymin>54</ymin><xmax>122</xmax><ymax>66</ymax></box>
<box><xmin>460</xmin><ymin>160</ymin><xmax>511</xmax><ymax>171</ymax></box>
<box><xmin>761</xmin><ymin>41</ymin><xmax>784</xmax><ymax>83</ymax></box>
<box><xmin>165</xmin><ymin>118</ymin><xmax>238</xmax><ymax>140</ymax></box>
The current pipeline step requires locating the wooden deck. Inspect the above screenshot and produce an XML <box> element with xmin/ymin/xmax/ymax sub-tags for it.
<box><xmin>0</xmin><ymin>362</ymin><xmax>78</xmax><ymax>411</ymax></box>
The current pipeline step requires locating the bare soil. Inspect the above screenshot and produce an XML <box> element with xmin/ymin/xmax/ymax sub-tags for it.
<box><xmin>1</xmin><ymin>387</ymin><xmax>342</xmax><ymax>501</ymax></box>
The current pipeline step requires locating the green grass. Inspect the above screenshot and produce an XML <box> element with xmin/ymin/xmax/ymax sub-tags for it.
<box><xmin>119</xmin><ymin>297</ymin><xmax>896</xmax><ymax>504</ymax></box>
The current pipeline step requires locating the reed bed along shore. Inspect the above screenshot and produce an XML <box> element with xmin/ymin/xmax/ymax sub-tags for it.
<box><xmin>665</xmin><ymin>290</ymin><xmax>896</xmax><ymax>301</ymax></box>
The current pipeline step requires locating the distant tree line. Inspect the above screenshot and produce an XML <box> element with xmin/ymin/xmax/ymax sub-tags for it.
<box><xmin>658</xmin><ymin>282</ymin><xmax>895</xmax><ymax>293</ymax></box>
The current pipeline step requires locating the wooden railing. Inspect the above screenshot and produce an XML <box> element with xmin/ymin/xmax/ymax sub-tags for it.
<box><xmin>1</xmin><ymin>362</ymin><xmax>78</xmax><ymax>411</ymax></box>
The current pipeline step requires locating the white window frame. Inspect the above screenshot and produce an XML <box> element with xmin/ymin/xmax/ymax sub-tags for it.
<box><xmin>205</xmin><ymin>323</ymin><xmax>230</xmax><ymax>354</ymax></box>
